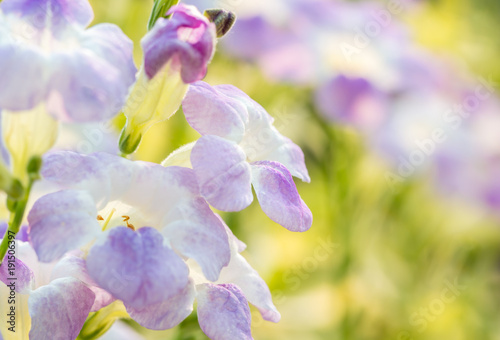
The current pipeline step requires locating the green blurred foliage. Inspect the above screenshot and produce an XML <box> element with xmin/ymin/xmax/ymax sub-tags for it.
<box><xmin>88</xmin><ymin>0</ymin><xmax>500</xmax><ymax>339</ymax></box>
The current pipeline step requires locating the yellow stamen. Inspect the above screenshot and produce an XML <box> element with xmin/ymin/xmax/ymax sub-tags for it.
<box><xmin>101</xmin><ymin>208</ymin><xmax>116</xmax><ymax>231</ymax></box>
<box><xmin>122</xmin><ymin>215</ymin><xmax>135</xmax><ymax>231</ymax></box>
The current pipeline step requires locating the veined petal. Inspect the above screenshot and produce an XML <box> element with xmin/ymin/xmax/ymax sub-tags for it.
<box><xmin>142</xmin><ymin>4</ymin><xmax>216</xmax><ymax>83</ymax></box>
<box><xmin>191</xmin><ymin>135</ymin><xmax>253</xmax><ymax>211</ymax></box>
<box><xmin>219</xmin><ymin>253</ymin><xmax>280</xmax><ymax>323</ymax></box>
<box><xmin>162</xmin><ymin>198</ymin><xmax>230</xmax><ymax>282</ymax></box>
<box><xmin>127</xmin><ymin>279</ymin><xmax>195</xmax><ymax>330</ymax></box>
<box><xmin>182</xmin><ymin>81</ymin><xmax>248</xmax><ymax>143</ymax></box>
<box><xmin>50</xmin><ymin>255</ymin><xmax>114</xmax><ymax>311</ymax></box>
<box><xmin>86</xmin><ymin>227</ymin><xmax>189</xmax><ymax>310</ymax></box>
<box><xmin>28</xmin><ymin>189</ymin><xmax>100</xmax><ymax>262</ymax></box>
<box><xmin>0</xmin><ymin>249</ymin><xmax>34</xmax><ymax>293</ymax></box>
<box><xmin>251</xmin><ymin>161</ymin><xmax>312</xmax><ymax>232</ymax></box>
<box><xmin>197</xmin><ymin>283</ymin><xmax>253</xmax><ymax>340</ymax></box>
<box><xmin>28</xmin><ymin>277</ymin><xmax>95</xmax><ymax>340</ymax></box>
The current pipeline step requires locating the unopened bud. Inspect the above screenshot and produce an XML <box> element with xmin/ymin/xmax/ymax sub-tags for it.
<box><xmin>119</xmin><ymin>128</ymin><xmax>142</xmax><ymax>155</ymax></box>
<box><xmin>204</xmin><ymin>9</ymin><xmax>236</xmax><ymax>38</ymax></box>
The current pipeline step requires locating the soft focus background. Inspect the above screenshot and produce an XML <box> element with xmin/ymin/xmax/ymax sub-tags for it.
<box><xmin>88</xmin><ymin>0</ymin><xmax>500</xmax><ymax>339</ymax></box>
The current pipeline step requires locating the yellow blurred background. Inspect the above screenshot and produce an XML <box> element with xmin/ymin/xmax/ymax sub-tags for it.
<box><xmin>88</xmin><ymin>0</ymin><xmax>500</xmax><ymax>339</ymax></box>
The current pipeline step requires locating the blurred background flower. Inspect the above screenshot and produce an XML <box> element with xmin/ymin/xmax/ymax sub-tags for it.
<box><xmin>58</xmin><ymin>0</ymin><xmax>500</xmax><ymax>338</ymax></box>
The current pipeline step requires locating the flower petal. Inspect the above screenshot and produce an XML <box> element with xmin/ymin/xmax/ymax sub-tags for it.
<box><xmin>259</xmin><ymin>135</ymin><xmax>311</xmax><ymax>182</ymax></box>
<box><xmin>197</xmin><ymin>283</ymin><xmax>253</xmax><ymax>340</ymax></box>
<box><xmin>182</xmin><ymin>81</ymin><xmax>248</xmax><ymax>143</ymax></box>
<box><xmin>161</xmin><ymin>141</ymin><xmax>196</xmax><ymax>167</ymax></box>
<box><xmin>41</xmin><ymin>151</ymin><xmax>138</xmax><ymax>207</ymax></box>
<box><xmin>127</xmin><ymin>279</ymin><xmax>195</xmax><ymax>330</ymax></box>
<box><xmin>199</xmin><ymin>83</ymin><xmax>310</xmax><ymax>181</ymax></box>
<box><xmin>0</xmin><ymin>30</ymin><xmax>50</xmax><ymax>110</ymax></box>
<box><xmin>50</xmin><ymin>255</ymin><xmax>114</xmax><ymax>311</ymax></box>
<box><xmin>46</xmin><ymin>23</ymin><xmax>136</xmax><ymax>122</ymax></box>
<box><xmin>86</xmin><ymin>227</ymin><xmax>189</xmax><ymax>310</ymax></box>
<box><xmin>142</xmin><ymin>4</ymin><xmax>215</xmax><ymax>83</ymax></box>
<box><xmin>0</xmin><ymin>1</ymin><xmax>135</xmax><ymax>122</ymax></box>
<box><xmin>1</xmin><ymin>0</ymin><xmax>94</xmax><ymax>30</ymax></box>
<box><xmin>120</xmin><ymin>164</ymin><xmax>199</xmax><ymax>225</ymax></box>
<box><xmin>191</xmin><ymin>135</ymin><xmax>253</xmax><ymax>211</ymax></box>
<box><xmin>162</xmin><ymin>198</ymin><xmax>230</xmax><ymax>282</ymax></box>
<box><xmin>0</xmin><ymin>222</ymin><xmax>29</xmax><ymax>242</ymax></box>
<box><xmin>219</xmin><ymin>254</ymin><xmax>280</xmax><ymax>323</ymax></box>
<box><xmin>0</xmin><ymin>247</ymin><xmax>34</xmax><ymax>293</ymax></box>
<box><xmin>28</xmin><ymin>189</ymin><xmax>100</xmax><ymax>262</ymax></box>
<box><xmin>28</xmin><ymin>277</ymin><xmax>95</xmax><ymax>340</ymax></box>
<box><xmin>251</xmin><ymin>161</ymin><xmax>312</xmax><ymax>232</ymax></box>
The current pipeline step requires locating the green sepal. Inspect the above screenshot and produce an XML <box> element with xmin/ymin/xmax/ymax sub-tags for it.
<box><xmin>77</xmin><ymin>301</ymin><xmax>130</xmax><ymax>340</ymax></box>
<box><xmin>148</xmin><ymin>0</ymin><xmax>180</xmax><ymax>30</ymax></box>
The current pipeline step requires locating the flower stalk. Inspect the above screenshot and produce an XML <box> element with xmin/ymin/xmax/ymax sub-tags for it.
<box><xmin>0</xmin><ymin>156</ymin><xmax>41</xmax><ymax>266</ymax></box>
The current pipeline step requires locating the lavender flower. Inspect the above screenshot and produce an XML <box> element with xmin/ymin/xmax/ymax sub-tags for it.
<box><xmin>164</xmin><ymin>81</ymin><xmax>312</xmax><ymax>232</ymax></box>
<box><xmin>119</xmin><ymin>4</ymin><xmax>216</xmax><ymax>154</ymax></box>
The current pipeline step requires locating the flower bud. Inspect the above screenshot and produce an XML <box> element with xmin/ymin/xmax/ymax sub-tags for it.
<box><xmin>119</xmin><ymin>4</ymin><xmax>216</xmax><ymax>155</ymax></box>
<box><xmin>0</xmin><ymin>162</ymin><xmax>23</xmax><ymax>200</ymax></box>
<box><xmin>204</xmin><ymin>9</ymin><xmax>237</xmax><ymax>38</ymax></box>
<box><xmin>2</xmin><ymin>104</ymin><xmax>59</xmax><ymax>184</ymax></box>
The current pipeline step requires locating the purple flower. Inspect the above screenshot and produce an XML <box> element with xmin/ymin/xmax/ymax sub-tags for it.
<box><xmin>0</xmin><ymin>239</ymin><xmax>103</xmax><ymax>339</ymax></box>
<box><xmin>0</xmin><ymin>0</ymin><xmax>136</xmax><ymax>122</ymax></box>
<box><xmin>130</xmin><ymin>222</ymin><xmax>280</xmax><ymax>336</ymax></box>
<box><xmin>167</xmin><ymin>81</ymin><xmax>312</xmax><ymax>232</ymax></box>
<box><xmin>27</xmin><ymin>151</ymin><xmax>233</xmax><ymax>325</ymax></box>
<box><xmin>143</xmin><ymin>4</ymin><xmax>216</xmax><ymax>83</ymax></box>
<box><xmin>314</xmin><ymin>75</ymin><xmax>388</xmax><ymax>131</ymax></box>
<box><xmin>120</xmin><ymin>4</ymin><xmax>216</xmax><ymax>154</ymax></box>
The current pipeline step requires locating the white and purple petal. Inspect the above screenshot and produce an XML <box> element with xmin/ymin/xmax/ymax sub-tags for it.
<box><xmin>0</xmin><ymin>251</ymin><xmax>34</xmax><ymax>293</ymax></box>
<box><xmin>28</xmin><ymin>277</ymin><xmax>95</xmax><ymax>340</ymax></box>
<box><xmin>183</xmin><ymin>81</ymin><xmax>248</xmax><ymax>142</ymax></box>
<box><xmin>191</xmin><ymin>135</ymin><xmax>253</xmax><ymax>212</ymax></box>
<box><xmin>86</xmin><ymin>227</ymin><xmax>189</xmax><ymax>310</ymax></box>
<box><xmin>219</xmin><ymin>253</ymin><xmax>280</xmax><ymax>323</ymax></box>
<box><xmin>28</xmin><ymin>189</ymin><xmax>100</xmax><ymax>262</ymax></box>
<box><xmin>197</xmin><ymin>283</ymin><xmax>253</xmax><ymax>340</ymax></box>
<box><xmin>162</xmin><ymin>198</ymin><xmax>231</xmax><ymax>282</ymax></box>
<box><xmin>50</xmin><ymin>254</ymin><xmax>114</xmax><ymax>311</ymax></box>
<box><xmin>251</xmin><ymin>161</ymin><xmax>312</xmax><ymax>232</ymax></box>
<box><xmin>127</xmin><ymin>279</ymin><xmax>195</xmax><ymax>330</ymax></box>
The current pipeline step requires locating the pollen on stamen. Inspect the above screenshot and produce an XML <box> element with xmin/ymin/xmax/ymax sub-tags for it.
<box><xmin>97</xmin><ymin>215</ymin><xmax>104</xmax><ymax>221</ymax></box>
<box><xmin>122</xmin><ymin>215</ymin><xmax>135</xmax><ymax>231</ymax></box>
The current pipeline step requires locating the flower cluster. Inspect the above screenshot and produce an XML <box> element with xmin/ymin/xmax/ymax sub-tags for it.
<box><xmin>0</xmin><ymin>1</ymin><xmax>311</xmax><ymax>339</ymax></box>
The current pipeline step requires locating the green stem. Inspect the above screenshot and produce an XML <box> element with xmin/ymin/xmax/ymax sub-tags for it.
<box><xmin>0</xmin><ymin>178</ymin><xmax>34</xmax><ymax>266</ymax></box>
